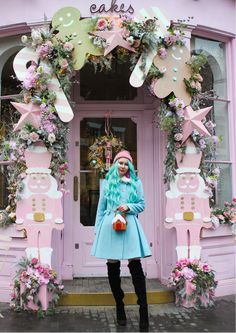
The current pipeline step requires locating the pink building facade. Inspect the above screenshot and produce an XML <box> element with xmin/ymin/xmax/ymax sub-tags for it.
<box><xmin>0</xmin><ymin>0</ymin><xmax>235</xmax><ymax>302</ymax></box>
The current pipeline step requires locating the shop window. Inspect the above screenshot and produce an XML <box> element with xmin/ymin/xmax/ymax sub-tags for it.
<box><xmin>191</xmin><ymin>37</ymin><xmax>231</xmax><ymax>207</ymax></box>
<box><xmin>79</xmin><ymin>59</ymin><xmax>137</xmax><ymax>100</ymax></box>
<box><xmin>0</xmin><ymin>52</ymin><xmax>21</xmax><ymax>209</ymax></box>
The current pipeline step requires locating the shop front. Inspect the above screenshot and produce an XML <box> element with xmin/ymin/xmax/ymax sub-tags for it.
<box><xmin>0</xmin><ymin>0</ymin><xmax>235</xmax><ymax>303</ymax></box>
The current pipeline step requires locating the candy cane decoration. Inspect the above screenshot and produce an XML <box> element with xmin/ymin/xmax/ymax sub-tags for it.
<box><xmin>129</xmin><ymin>7</ymin><xmax>170</xmax><ymax>88</ymax></box>
<box><xmin>13</xmin><ymin>47</ymin><xmax>74</xmax><ymax>122</ymax></box>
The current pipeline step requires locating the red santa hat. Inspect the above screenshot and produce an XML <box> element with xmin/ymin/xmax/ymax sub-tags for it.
<box><xmin>176</xmin><ymin>141</ymin><xmax>202</xmax><ymax>174</ymax></box>
<box><xmin>24</xmin><ymin>142</ymin><xmax>52</xmax><ymax>174</ymax></box>
<box><xmin>113</xmin><ymin>150</ymin><xmax>133</xmax><ymax>164</ymax></box>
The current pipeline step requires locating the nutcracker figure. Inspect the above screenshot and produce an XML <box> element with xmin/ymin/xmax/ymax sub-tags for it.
<box><xmin>15</xmin><ymin>142</ymin><xmax>63</xmax><ymax>267</ymax></box>
<box><xmin>165</xmin><ymin>141</ymin><xmax>212</xmax><ymax>260</ymax></box>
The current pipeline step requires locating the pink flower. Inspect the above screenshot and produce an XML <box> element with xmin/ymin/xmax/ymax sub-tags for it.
<box><xmin>195</xmin><ymin>81</ymin><xmax>202</xmax><ymax>91</ymax></box>
<box><xmin>231</xmin><ymin>213</ymin><xmax>236</xmax><ymax>222</ymax></box>
<box><xmin>164</xmin><ymin>33</ymin><xmax>176</xmax><ymax>45</ymax></box>
<box><xmin>204</xmin><ymin>186</ymin><xmax>213</xmax><ymax>197</ymax></box>
<box><xmin>31</xmin><ymin>258</ymin><xmax>38</xmax><ymax>265</ymax></box>
<box><xmin>190</xmin><ymin>80</ymin><xmax>196</xmax><ymax>89</ymax></box>
<box><xmin>59</xmin><ymin>59</ymin><xmax>68</xmax><ymax>69</ymax></box>
<box><xmin>36</xmin><ymin>44</ymin><xmax>51</xmax><ymax>60</ymax></box>
<box><xmin>202</xmin><ymin>264</ymin><xmax>209</xmax><ymax>272</ymax></box>
<box><xmin>27</xmin><ymin>62</ymin><xmax>37</xmax><ymax>74</ymax></box>
<box><xmin>29</xmin><ymin>132</ymin><xmax>39</xmax><ymax>142</ymax></box>
<box><xmin>175</xmin><ymin>142</ymin><xmax>181</xmax><ymax>149</ymax></box>
<box><xmin>181</xmin><ymin>267</ymin><xmax>196</xmax><ymax>280</ymax></box>
<box><xmin>174</xmin><ymin>133</ymin><xmax>183</xmax><ymax>141</ymax></box>
<box><xmin>96</xmin><ymin>18</ymin><xmax>108</xmax><ymax>31</ymax></box>
<box><xmin>48</xmin><ymin>133</ymin><xmax>56</xmax><ymax>143</ymax></box>
<box><xmin>23</xmin><ymin>76</ymin><xmax>37</xmax><ymax>90</ymax></box>
<box><xmin>194</xmin><ymin>73</ymin><xmax>203</xmax><ymax>82</ymax></box>
<box><xmin>158</xmin><ymin>47</ymin><xmax>167</xmax><ymax>59</ymax></box>
<box><xmin>63</xmin><ymin>42</ymin><xmax>74</xmax><ymax>52</ymax></box>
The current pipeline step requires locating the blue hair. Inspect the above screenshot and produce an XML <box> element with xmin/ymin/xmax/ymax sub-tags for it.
<box><xmin>104</xmin><ymin>160</ymin><xmax>138</xmax><ymax>208</ymax></box>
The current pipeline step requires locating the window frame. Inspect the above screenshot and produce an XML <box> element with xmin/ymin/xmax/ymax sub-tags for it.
<box><xmin>191</xmin><ymin>27</ymin><xmax>236</xmax><ymax>204</ymax></box>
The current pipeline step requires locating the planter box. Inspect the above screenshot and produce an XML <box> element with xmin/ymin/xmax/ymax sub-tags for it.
<box><xmin>20</xmin><ymin>283</ymin><xmax>53</xmax><ymax>311</ymax></box>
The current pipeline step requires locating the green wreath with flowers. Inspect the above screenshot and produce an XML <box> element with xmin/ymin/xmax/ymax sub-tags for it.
<box><xmin>88</xmin><ymin>135</ymin><xmax>124</xmax><ymax>177</ymax></box>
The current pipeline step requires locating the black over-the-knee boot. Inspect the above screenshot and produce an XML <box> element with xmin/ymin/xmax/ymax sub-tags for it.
<box><xmin>128</xmin><ymin>260</ymin><xmax>149</xmax><ymax>331</ymax></box>
<box><xmin>107</xmin><ymin>261</ymin><xmax>127</xmax><ymax>326</ymax></box>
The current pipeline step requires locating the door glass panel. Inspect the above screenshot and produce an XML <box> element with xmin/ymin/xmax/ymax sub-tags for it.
<box><xmin>80</xmin><ymin>118</ymin><xmax>137</xmax><ymax>226</ymax></box>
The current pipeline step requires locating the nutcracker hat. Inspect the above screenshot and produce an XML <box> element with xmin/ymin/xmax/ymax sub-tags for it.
<box><xmin>176</xmin><ymin>141</ymin><xmax>202</xmax><ymax>174</ymax></box>
<box><xmin>113</xmin><ymin>150</ymin><xmax>133</xmax><ymax>164</ymax></box>
<box><xmin>24</xmin><ymin>142</ymin><xmax>52</xmax><ymax>174</ymax></box>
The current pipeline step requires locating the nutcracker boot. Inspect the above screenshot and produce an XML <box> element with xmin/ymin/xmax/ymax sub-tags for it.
<box><xmin>107</xmin><ymin>261</ymin><xmax>127</xmax><ymax>326</ymax></box>
<box><xmin>176</xmin><ymin>245</ymin><xmax>189</xmax><ymax>260</ymax></box>
<box><xmin>25</xmin><ymin>247</ymin><xmax>39</xmax><ymax>261</ymax></box>
<box><xmin>39</xmin><ymin>247</ymin><xmax>53</xmax><ymax>267</ymax></box>
<box><xmin>189</xmin><ymin>245</ymin><xmax>202</xmax><ymax>260</ymax></box>
<box><xmin>128</xmin><ymin>260</ymin><xmax>149</xmax><ymax>331</ymax></box>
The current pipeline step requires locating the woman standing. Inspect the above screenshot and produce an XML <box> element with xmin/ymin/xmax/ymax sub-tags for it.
<box><xmin>91</xmin><ymin>150</ymin><xmax>151</xmax><ymax>331</ymax></box>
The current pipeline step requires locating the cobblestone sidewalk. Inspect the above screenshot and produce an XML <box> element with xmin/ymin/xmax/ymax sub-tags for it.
<box><xmin>0</xmin><ymin>295</ymin><xmax>235</xmax><ymax>332</ymax></box>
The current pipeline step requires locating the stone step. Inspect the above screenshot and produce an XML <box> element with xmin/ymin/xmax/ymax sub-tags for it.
<box><xmin>59</xmin><ymin>277</ymin><xmax>174</xmax><ymax>306</ymax></box>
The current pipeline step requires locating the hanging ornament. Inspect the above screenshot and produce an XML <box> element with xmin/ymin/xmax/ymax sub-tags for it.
<box><xmin>105</xmin><ymin>141</ymin><xmax>112</xmax><ymax>171</ymax></box>
<box><xmin>104</xmin><ymin>113</ymin><xmax>113</xmax><ymax>171</ymax></box>
<box><xmin>88</xmin><ymin>112</ymin><xmax>124</xmax><ymax>177</ymax></box>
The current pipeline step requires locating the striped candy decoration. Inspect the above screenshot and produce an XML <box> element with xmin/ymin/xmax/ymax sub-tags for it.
<box><xmin>13</xmin><ymin>47</ymin><xmax>74</xmax><ymax>122</ymax></box>
<box><xmin>129</xmin><ymin>7</ymin><xmax>170</xmax><ymax>88</ymax></box>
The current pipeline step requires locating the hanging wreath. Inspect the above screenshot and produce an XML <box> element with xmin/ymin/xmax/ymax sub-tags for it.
<box><xmin>88</xmin><ymin>135</ymin><xmax>124</xmax><ymax>177</ymax></box>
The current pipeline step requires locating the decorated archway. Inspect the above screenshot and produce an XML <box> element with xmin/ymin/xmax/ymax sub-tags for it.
<box><xmin>0</xmin><ymin>6</ymin><xmax>221</xmax><ymax>312</ymax></box>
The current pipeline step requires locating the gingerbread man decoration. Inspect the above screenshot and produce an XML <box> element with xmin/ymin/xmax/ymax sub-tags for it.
<box><xmin>165</xmin><ymin>141</ymin><xmax>212</xmax><ymax>260</ymax></box>
<box><xmin>52</xmin><ymin>7</ymin><xmax>103</xmax><ymax>70</ymax></box>
<box><xmin>153</xmin><ymin>44</ymin><xmax>192</xmax><ymax>105</ymax></box>
<box><xmin>15</xmin><ymin>142</ymin><xmax>63</xmax><ymax>267</ymax></box>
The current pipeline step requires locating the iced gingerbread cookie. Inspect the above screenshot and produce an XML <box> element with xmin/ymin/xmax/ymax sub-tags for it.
<box><xmin>52</xmin><ymin>7</ymin><xmax>103</xmax><ymax>70</ymax></box>
<box><xmin>153</xmin><ymin>44</ymin><xmax>192</xmax><ymax>105</ymax></box>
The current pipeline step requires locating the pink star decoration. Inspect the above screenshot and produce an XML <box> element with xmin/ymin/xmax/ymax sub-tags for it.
<box><xmin>181</xmin><ymin>105</ymin><xmax>212</xmax><ymax>143</ymax></box>
<box><xmin>11</xmin><ymin>102</ymin><xmax>41</xmax><ymax>132</ymax></box>
<box><xmin>93</xmin><ymin>26</ymin><xmax>136</xmax><ymax>56</ymax></box>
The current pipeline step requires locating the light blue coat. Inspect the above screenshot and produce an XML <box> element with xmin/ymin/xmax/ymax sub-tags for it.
<box><xmin>91</xmin><ymin>178</ymin><xmax>152</xmax><ymax>260</ymax></box>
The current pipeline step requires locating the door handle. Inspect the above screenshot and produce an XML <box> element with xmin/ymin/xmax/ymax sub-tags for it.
<box><xmin>73</xmin><ymin>176</ymin><xmax>79</xmax><ymax>201</ymax></box>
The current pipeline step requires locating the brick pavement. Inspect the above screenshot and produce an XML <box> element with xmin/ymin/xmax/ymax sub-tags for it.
<box><xmin>0</xmin><ymin>295</ymin><xmax>235</xmax><ymax>332</ymax></box>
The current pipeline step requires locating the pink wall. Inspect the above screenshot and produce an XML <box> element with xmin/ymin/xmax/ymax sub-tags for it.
<box><xmin>0</xmin><ymin>0</ymin><xmax>235</xmax><ymax>35</ymax></box>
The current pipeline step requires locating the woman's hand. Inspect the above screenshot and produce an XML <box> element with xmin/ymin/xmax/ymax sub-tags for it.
<box><xmin>116</xmin><ymin>204</ymin><xmax>129</xmax><ymax>213</ymax></box>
